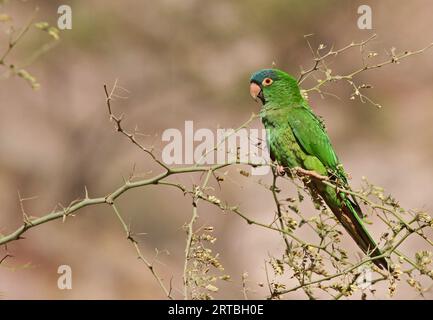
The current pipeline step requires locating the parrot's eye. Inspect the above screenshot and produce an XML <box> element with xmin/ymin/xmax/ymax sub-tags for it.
<box><xmin>262</xmin><ymin>78</ymin><xmax>273</xmax><ymax>86</ymax></box>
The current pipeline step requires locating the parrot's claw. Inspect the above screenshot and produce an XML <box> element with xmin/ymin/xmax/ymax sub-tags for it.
<box><xmin>276</xmin><ymin>164</ymin><xmax>286</xmax><ymax>176</ymax></box>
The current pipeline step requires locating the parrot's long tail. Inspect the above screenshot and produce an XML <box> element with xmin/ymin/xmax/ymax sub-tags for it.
<box><xmin>317</xmin><ymin>185</ymin><xmax>389</xmax><ymax>270</ymax></box>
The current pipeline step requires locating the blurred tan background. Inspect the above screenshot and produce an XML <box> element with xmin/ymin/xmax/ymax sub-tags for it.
<box><xmin>0</xmin><ymin>0</ymin><xmax>432</xmax><ymax>299</ymax></box>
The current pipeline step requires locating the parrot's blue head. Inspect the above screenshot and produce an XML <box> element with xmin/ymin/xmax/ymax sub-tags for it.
<box><xmin>250</xmin><ymin>69</ymin><xmax>279</xmax><ymax>104</ymax></box>
<box><xmin>250</xmin><ymin>69</ymin><xmax>280</xmax><ymax>85</ymax></box>
<box><xmin>249</xmin><ymin>68</ymin><xmax>300</xmax><ymax>105</ymax></box>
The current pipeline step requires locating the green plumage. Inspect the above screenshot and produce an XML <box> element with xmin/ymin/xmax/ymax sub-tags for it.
<box><xmin>250</xmin><ymin>68</ymin><xmax>388</xmax><ymax>269</ymax></box>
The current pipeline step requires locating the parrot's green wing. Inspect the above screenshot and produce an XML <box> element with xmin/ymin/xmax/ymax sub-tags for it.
<box><xmin>287</xmin><ymin>105</ymin><xmax>367</xmax><ymax>219</ymax></box>
<box><xmin>286</xmin><ymin>105</ymin><xmax>346</xmax><ymax>181</ymax></box>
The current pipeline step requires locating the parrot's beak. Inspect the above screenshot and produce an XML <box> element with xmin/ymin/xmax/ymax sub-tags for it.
<box><xmin>249</xmin><ymin>82</ymin><xmax>265</xmax><ymax>104</ymax></box>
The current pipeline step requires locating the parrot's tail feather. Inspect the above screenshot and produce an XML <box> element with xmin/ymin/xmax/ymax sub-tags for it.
<box><xmin>320</xmin><ymin>189</ymin><xmax>389</xmax><ymax>270</ymax></box>
<box><xmin>340</xmin><ymin>199</ymin><xmax>389</xmax><ymax>270</ymax></box>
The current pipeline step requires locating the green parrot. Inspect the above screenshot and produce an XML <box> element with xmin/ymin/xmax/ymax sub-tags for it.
<box><xmin>249</xmin><ymin>68</ymin><xmax>388</xmax><ymax>270</ymax></box>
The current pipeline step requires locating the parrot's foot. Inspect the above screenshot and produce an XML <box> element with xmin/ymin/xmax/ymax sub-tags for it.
<box><xmin>276</xmin><ymin>164</ymin><xmax>286</xmax><ymax>176</ymax></box>
<box><xmin>293</xmin><ymin>167</ymin><xmax>328</xmax><ymax>180</ymax></box>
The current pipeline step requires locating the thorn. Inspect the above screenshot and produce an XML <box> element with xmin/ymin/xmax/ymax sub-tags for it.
<box><xmin>0</xmin><ymin>254</ymin><xmax>13</xmax><ymax>265</ymax></box>
<box><xmin>105</xmin><ymin>197</ymin><xmax>114</xmax><ymax>205</ymax></box>
<box><xmin>84</xmin><ymin>185</ymin><xmax>89</xmax><ymax>199</ymax></box>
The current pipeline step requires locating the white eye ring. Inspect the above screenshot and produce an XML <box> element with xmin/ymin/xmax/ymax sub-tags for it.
<box><xmin>262</xmin><ymin>78</ymin><xmax>273</xmax><ymax>86</ymax></box>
